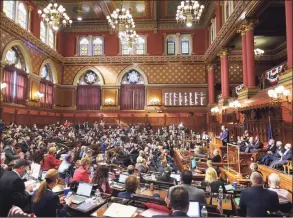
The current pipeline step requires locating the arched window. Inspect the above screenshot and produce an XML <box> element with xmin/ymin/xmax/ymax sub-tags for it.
<box><xmin>48</xmin><ymin>29</ymin><xmax>54</xmax><ymax>48</ymax></box>
<box><xmin>79</xmin><ymin>37</ymin><xmax>89</xmax><ymax>56</ymax></box>
<box><xmin>40</xmin><ymin>64</ymin><xmax>53</xmax><ymax>108</ymax></box>
<box><xmin>167</xmin><ymin>37</ymin><xmax>176</xmax><ymax>55</ymax></box>
<box><xmin>135</xmin><ymin>36</ymin><xmax>146</xmax><ymax>55</ymax></box>
<box><xmin>17</xmin><ymin>2</ymin><xmax>28</xmax><ymax>29</ymax></box>
<box><xmin>120</xmin><ymin>70</ymin><xmax>145</xmax><ymax>110</ymax></box>
<box><xmin>181</xmin><ymin>37</ymin><xmax>190</xmax><ymax>55</ymax></box>
<box><xmin>121</xmin><ymin>42</ymin><xmax>132</xmax><ymax>55</ymax></box>
<box><xmin>3</xmin><ymin>1</ymin><xmax>15</xmax><ymax>19</ymax></box>
<box><xmin>77</xmin><ymin>70</ymin><xmax>101</xmax><ymax>110</ymax></box>
<box><xmin>92</xmin><ymin>37</ymin><xmax>103</xmax><ymax>56</ymax></box>
<box><xmin>3</xmin><ymin>47</ymin><xmax>27</xmax><ymax>105</ymax></box>
<box><xmin>40</xmin><ymin>21</ymin><xmax>47</xmax><ymax>43</ymax></box>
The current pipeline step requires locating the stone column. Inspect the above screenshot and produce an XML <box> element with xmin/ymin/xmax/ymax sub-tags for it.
<box><xmin>285</xmin><ymin>0</ymin><xmax>292</xmax><ymax>69</ymax></box>
<box><xmin>219</xmin><ymin>49</ymin><xmax>230</xmax><ymax>98</ymax></box>
<box><xmin>28</xmin><ymin>5</ymin><xmax>33</xmax><ymax>32</ymax></box>
<box><xmin>215</xmin><ymin>2</ymin><xmax>223</xmax><ymax>34</ymax></box>
<box><xmin>207</xmin><ymin>64</ymin><xmax>215</xmax><ymax>105</ymax></box>
<box><xmin>245</xmin><ymin>21</ymin><xmax>257</xmax><ymax>88</ymax></box>
<box><xmin>237</xmin><ymin>26</ymin><xmax>248</xmax><ymax>87</ymax></box>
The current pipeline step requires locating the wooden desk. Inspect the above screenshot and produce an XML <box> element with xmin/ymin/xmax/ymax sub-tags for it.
<box><xmin>219</xmin><ymin>167</ymin><xmax>243</xmax><ymax>183</ymax></box>
<box><xmin>258</xmin><ymin>165</ymin><xmax>293</xmax><ymax>193</ymax></box>
<box><xmin>136</xmin><ymin>189</ymin><xmax>167</xmax><ymax>199</ymax></box>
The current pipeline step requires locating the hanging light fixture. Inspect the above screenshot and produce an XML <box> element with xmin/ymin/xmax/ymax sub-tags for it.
<box><xmin>176</xmin><ymin>0</ymin><xmax>204</xmax><ymax>27</ymax></box>
<box><xmin>254</xmin><ymin>48</ymin><xmax>264</xmax><ymax>58</ymax></box>
<box><xmin>119</xmin><ymin>28</ymin><xmax>140</xmax><ymax>47</ymax></box>
<box><xmin>106</xmin><ymin>1</ymin><xmax>135</xmax><ymax>33</ymax></box>
<box><xmin>38</xmin><ymin>3</ymin><xmax>72</xmax><ymax>31</ymax></box>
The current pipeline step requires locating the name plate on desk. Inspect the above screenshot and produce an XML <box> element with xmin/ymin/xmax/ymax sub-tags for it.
<box><xmin>162</xmin><ymin>88</ymin><xmax>207</xmax><ymax>106</ymax></box>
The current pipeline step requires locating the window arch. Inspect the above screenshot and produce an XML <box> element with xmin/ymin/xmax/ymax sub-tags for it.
<box><xmin>40</xmin><ymin>21</ymin><xmax>47</xmax><ymax>43</ymax></box>
<box><xmin>181</xmin><ymin>37</ymin><xmax>190</xmax><ymax>55</ymax></box>
<box><xmin>17</xmin><ymin>2</ymin><xmax>28</xmax><ymax>29</ymax></box>
<box><xmin>135</xmin><ymin>36</ymin><xmax>146</xmax><ymax>55</ymax></box>
<box><xmin>3</xmin><ymin>1</ymin><xmax>15</xmax><ymax>20</ymax></box>
<box><xmin>167</xmin><ymin>37</ymin><xmax>176</xmax><ymax>55</ymax></box>
<box><xmin>40</xmin><ymin>64</ymin><xmax>53</xmax><ymax>108</ymax></box>
<box><xmin>2</xmin><ymin>46</ymin><xmax>28</xmax><ymax>105</ymax></box>
<box><xmin>121</xmin><ymin>70</ymin><xmax>145</xmax><ymax>85</ymax></box>
<box><xmin>79</xmin><ymin>37</ymin><xmax>89</xmax><ymax>56</ymax></box>
<box><xmin>77</xmin><ymin>70</ymin><xmax>101</xmax><ymax>110</ymax></box>
<box><xmin>92</xmin><ymin>37</ymin><xmax>103</xmax><ymax>56</ymax></box>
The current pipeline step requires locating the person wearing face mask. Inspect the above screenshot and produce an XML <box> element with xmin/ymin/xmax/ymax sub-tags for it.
<box><xmin>72</xmin><ymin>157</ymin><xmax>91</xmax><ymax>183</ymax></box>
<box><xmin>0</xmin><ymin>159</ymin><xmax>33</xmax><ymax>216</ymax></box>
<box><xmin>31</xmin><ymin>169</ymin><xmax>72</xmax><ymax>217</ymax></box>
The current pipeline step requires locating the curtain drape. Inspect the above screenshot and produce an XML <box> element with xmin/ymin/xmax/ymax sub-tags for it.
<box><xmin>2</xmin><ymin>70</ymin><xmax>14</xmax><ymax>103</ymax></box>
<box><xmin>77</xmin><ymin>85</ymin><xmax>100</xmax><ymax>110</ymax></box>
<box><xmin>15</xmin><ymin>73</ymin><xmax>27</xmax><ymax>104</ymax></box>
<box><xmin>40</xmin><ymin>82</ymin><xmax>46</xmax><ymax>106</ymax></box>
<box><xmin>121</xmin><ymin>85</ymin><xmax>145</xmax><ymax>110</ymax></box>
<box><xmin>40</xmin><ymin>82</ymin><xmax>53</xmax><ymax>109</ymax></box>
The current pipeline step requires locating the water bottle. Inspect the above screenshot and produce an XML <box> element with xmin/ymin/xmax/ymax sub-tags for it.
<box><xmin>201</xmin><ymin>206</ymin><xmax>208</xmax><ymax>217</ymax></box>
<box><xmin>218</xmin><ymin>186</ymin><xmax>223</xmax><ymax>200</ymax></box>
<box><xmin>95</xmin><ymin>189</ymin><xmax>101</xmax><ymax>204</ymax></box>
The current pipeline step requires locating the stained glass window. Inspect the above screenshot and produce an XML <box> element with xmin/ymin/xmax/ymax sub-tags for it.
<box><xmin>3</xmin><ymin>1</ymin><xmax>15</xmax><ymax>19</ymax></box>
<box><xmin>181</xmin><ymin>37</ymin><xmax>190</xmax><ymax>55</ymax></box>
<box><xmin>5</xmin><ymin>49</ymin><xmax>18</xmax><ymax>65</ymax></box>
<box><xmin>40</xmin><ymin>21</ymin><xmax>47</xmax><ymax>43</ymax></box>
<box><xmin>17</xmin><ymin>2</ymin><xmax>28</xmax><ymax>29</ymax></box>
<box><xmin>122</xmin><ymin>43</ymin><xmax>131</xmax><ymax>55</ymax></box>
<box><xmin>167</xmin><ymin>37</ymin><xmax>176</xmax><ymax>55</ymax></box>
<box><xmin>79</xmin><ymin>37</ymin><xmax>89</xmax><ymax>56</ymax></box>
<box><xmin>92</xmin><ymin>37</ymin><xmax>103</xmax><ymax>56</ymax></box>
<box><xmin>136</xmin><ymin>37</ymin><xmax>145</xmax><ymax>55</ymax></box>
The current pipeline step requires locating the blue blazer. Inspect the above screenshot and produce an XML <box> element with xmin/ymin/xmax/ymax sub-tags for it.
<box><xmin>31</xmin><ymin>189</ymin><xmax>68</xmax><ymax>217</ymax></box>
<box><xmin>220</xmin><ymin>130</ymin><xmax>229</xmax><ymax>143</ymax></box>
<box><xmin>239</xmin><ymin>186</ymin><xmax>279</xmax><ymax>217</ymax></box>
<box><xmin>118</xmin><ymin>191</ymin><xmax>134</xmax><ymax>200</ymax></box>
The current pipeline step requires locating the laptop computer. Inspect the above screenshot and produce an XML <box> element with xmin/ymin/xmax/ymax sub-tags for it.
<box><xmin>187</xmin><ymin>201</ymin><xmax>200</xmax><ymax>217</ymax></box>
<box><xmin>72</xmin><ymin>183</ymin><xmax>93</xmax><ymax>204</ymax></box>
<box><xmin>30</xmin><ymin>163</ymin><xmax>41</xmax><ymax>180</ymax></box>
<box><xmin>170</xmin><ymin>173</ymin><xmax>181</xmax><ymax>182</ymax></box>
<box><xmin>191</xmin><ymin>159</ymin><xmax>197</xmax><ymax>169</ymax></box>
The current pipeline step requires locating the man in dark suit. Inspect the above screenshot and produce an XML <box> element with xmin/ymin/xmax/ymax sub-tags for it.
<box><xmin>261</xmin><ymin>141</ymin><xmax>284</xmax><ymax>166</ymax></box>
<box><xmin>169</xmin><ymin>187</ymin><xmax>189</xmax><ymax>217</ymax></box>
<box><xmin>239</xmin><ymin>172</ymin><xmax>279</xmax><ymax>217</ymax></box>
<box><xmin>220</xmin><ymin>126</ymin><xmax>229</xmax><ymax>146</ymax></box>
<box><xmin>4</xmin><ymin>138</ymin><xmax>20</xmax><ymax>165</ymax></box>
<box><xmin>0</xmin><ymin>160</ymin><xmax>33</xmax><ymax>216</ymax></box>
<box><xmin>270</xmin><ymin>143</ymin><xmax>292</xmax><ymax>169</ymax></box>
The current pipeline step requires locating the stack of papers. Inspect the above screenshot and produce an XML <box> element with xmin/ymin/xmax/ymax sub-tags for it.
<box><xmin>103</xmin><ymin>203</ymin><xmax>137</xmax><ymax>217</ymax></box>
<box><xmin>140</xmin><ymin>208</ymin><xmax>169</xmax><ymax>217</ymax></box>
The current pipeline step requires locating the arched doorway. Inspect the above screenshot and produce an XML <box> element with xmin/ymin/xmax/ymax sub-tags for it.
<box><xmin>76</xmin><ymin>70</ymin><xmax>101</xmax><ymax>110</ymax></box>
<box><xmin>120</xmin><ymin>69</ymin><xmax>145</xmax><ymax>110</ymax></box>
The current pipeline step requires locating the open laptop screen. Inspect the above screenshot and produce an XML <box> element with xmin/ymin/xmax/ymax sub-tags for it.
<box><xmin>191</xmin><ymin>159</ymin><xmax>196</xmax><ymax>169</ymax></box>
<box><xmin>30</xmin><ymin>163</ymin><xmax>41</xmax><ymax>180</ymax></box>
<box><xmin>76</xmin><ymin>183</ymin><xmax>93</xmax><ymax>197</ymax></box>
<box><xmin>118</xmin><ymin>174</ymin><xmax>128</xmax><ymax>183</ymax></box>
<box><xmin>187</xmin><ymin>201</ymin><xmax>200</xmax><ymax>217</ymax></box>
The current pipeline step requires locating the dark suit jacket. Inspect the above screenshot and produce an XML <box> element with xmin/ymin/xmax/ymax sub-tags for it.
<box><xmin>4</xmin><ymin>146</ymin><xmax>19</xmax><ymax>164</ymax></box>
<box><xmin>281</xmin><ymin>150</ymin><xmax>292</xmax><ymax>161</ymax></box>
<box><xmin>211</xmin><ymin>155</ymin><xmax>221</xmax><ymax>163</ymax></box>
<box><xmin>117</xmin><ymin>191</ymin><xmax>134</xmax><ymax>200</ymax></box>
<box><xmin>266</xmin><ymin>144</ymin><xmax>277</xmax><ymax>153</ymax></box>
<box><xmin>171</xmin><ymin>210</ymin><xmax>188</xmax><ymax>217</ymax></box>
<box><xmin>239</xmin><ymin>186</ymin><xmax>279</xmax><ymax>217</ymax></box>
<box><xmin>0</xmin><ymin>171</ymin><xmax>31</xmax><ymax>216</ymax></box>
<box><xmin>31</xmin><ymin>189</ymin><xmax>68</xmax><ymax>217</ymax></box>
<box><xmin>253</xmin><ymin>140</ymin><xmax>263</xmax><ymax>149</ymax></box>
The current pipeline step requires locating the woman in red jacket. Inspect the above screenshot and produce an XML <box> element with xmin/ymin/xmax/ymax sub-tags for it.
<box><xmin>41</xmin><ymin>147</ymin><xmax>61</xmax><ymax>171</ymax></box>
<box><xmin>72</xmin><ymin>157</ymin><xmax>91</xmax><ymax>183</ymax></box>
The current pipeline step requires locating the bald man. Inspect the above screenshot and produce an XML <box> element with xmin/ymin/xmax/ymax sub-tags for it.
<box><xmin>239</xmin><ymin>172</ymin><xmax>279</xmax><ymax>217</ymax></box>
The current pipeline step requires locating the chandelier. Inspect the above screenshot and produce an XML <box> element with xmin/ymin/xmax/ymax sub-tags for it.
<box><xmin>38</xmin><ymin>3</ymin><xmax>72</xmax><ymax>31</ymax></box>
<box><xmin>254</xmin><ymin>48</ymin><xmax>264</xmax><ymax>58</ymax></box>
<box><xmin>176</xmin><ymin>0</ymin><xmax>205</xmax><ymax>27</ymax></box>
<box><xmin>106</xmin><ymin>6</ymin><xmax>135</xmax><ymax>33</ymax></box>
<box><xmin>119</xmin><ymin>28</ymin><xmax>140</xmax><ymax>47</ymax></box>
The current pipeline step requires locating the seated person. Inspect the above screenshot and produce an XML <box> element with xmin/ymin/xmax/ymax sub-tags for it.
<box><xmin>201</xmin><ymin>167</ymin><xmax>226</xmax><ymax>193</ymax></box>
<box><xmin>209</xmin><ymin>149</ymin><xmax>221</xmax><ymax>162</ymax></box>
<box><xmin>31</xmin><ymin>169</ymin><xmax>72</xmax><ymax>217</ymax></box>
<box><xmin>268</xmin><ymin>173</ymin><xmax>292</xmax><ymax>213</ymax></box>
<box><xmin>270</xmin><ymin>143</ymin><xmax>292</xmax><ymax>169</ymax></box>
<box><xmin>168</xmin><ymin>187</ymin><xmax>189</xmax><ymax>217</ymax></box>
<box><xmin>243</xmin><ymin>137</ymin><xmax>255</xmax><ymax>153</ymax></box>
<box><xmin>58</xmin><ymin>151</ymin><xmax>74</xmax><ymax>179</ymax></box>
<box><xmin>167</xmin><ymin>169</ymin><xmax>206</xmax><ymax>204</ymax></box>
<box><xmin>157</xmin><ymin>159</ymin><xmax>168</xmax><ymax>174</ymax></box>
<box><xmin>118</xmin><ymin>175</ymin><xmax>139</xmax><ymax>199</ymax></box>
<box><xmin>72</xmin><ymin>157</ymin><xmax>91</xmax><ymax>183</ymax></box>
<box><xmin>239</xmin><ymin>172</ymin><xmax>279</xmax><ymax>217</ymax></box>
<box><xmin>91</xmin><ymin>165</ymin><xmax>112</xmax><ymax>194</ymax></box>
<box><xmin>156</xmin><ymin>166</ymin><xmax>175</xmax><ymax>184</ymax></box>
<box><xmin>243</xmin><ymin>130</ymin><xmax>249</xmax><ymax>141</ymax></box>
<box><xmin>261</xmin><ymin>141</ymin><xmax>284</xmax><ymax>166</ymax></box>
<box><xmin>258</xmin><ymin>139</ymin><xmax>276</xmax><ymax>163</ymax></box>
<box><xmin>0</xmin><ymin>152</ymin><xmax>8</xmax><ymax>178</ymax></box>
<box><xmin>126</xmin><ymin>165</ymin><xmax>135</xmax><ymax>175</ymax></box>
<box><xmin>41</xmin><ymin>147</ymin><xmax>61</xmax><ymax>171</ymax></box>
<box><xmin>249</xmin><ymin>163</ymin><xmax>262</xmax><ymax>177</ymax></box>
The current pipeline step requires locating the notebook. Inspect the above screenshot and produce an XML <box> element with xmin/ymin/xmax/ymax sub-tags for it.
<box><xmin>103</xmin><ymin>203</ymin><xmax>137</xmax><ymax>217</ymax></box>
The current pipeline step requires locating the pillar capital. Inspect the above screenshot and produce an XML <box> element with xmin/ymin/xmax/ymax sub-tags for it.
<box><xmin>243</xmin><ymin>19</ymin><xmax>258</xmax><ymax>32</ymax></box>
<box><xmin>217</xmin><ymin>48</ymin><xmax>230</xmax><ymax>57</ymax></box>
<box><xmin>237</xmin><ymin>25</ymin><xmax>247</xmax><ymax>35</ymax></box>
<box><xmin>206</xmin><ymin>64</ymin><xmax>214</xmax><ymax>71</ymax></box>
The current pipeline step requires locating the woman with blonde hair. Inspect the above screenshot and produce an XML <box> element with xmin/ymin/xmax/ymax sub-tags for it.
<box><xmin>72</xmin><ymin>157</ymin><xmax>91</xmax><ymax>183</ymax></box>
<box><xmin>41</xmin><ymin>147</ymin><xmax>61</xmax><ymax>171</ymax></box>
<box><xmin>201</xmin><ymin>167</ymin><xmax>226</xmax><ymax>193</ymax></box>
<box><xmin>31</xmin><ymin>169</ymin><xmax>72</xmax><ymax>217</ymax></box>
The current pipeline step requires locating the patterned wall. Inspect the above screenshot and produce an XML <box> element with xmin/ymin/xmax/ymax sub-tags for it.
<box><xmin>0</xmin><ymin>30</ymin><xmax>15</xmax><ymax>53</ymax></box>
<box><xmin>27</xmin><ymin>45</ymin><xmax>47</xmax><ymax>75</ymax></box>
<box><xmin>53</xmin><ymin>60</ymin><xmax>62</xmax><ymax>84</ymax></box>
<box><xmin>215</xmin><ymin>62</ymin><xmax>243</xmax><ymax>84</ymax></box>
<box><xmin>63</xmin><ymin>64</ymin><xmax>207</xmax><ymax>85</ymax></box>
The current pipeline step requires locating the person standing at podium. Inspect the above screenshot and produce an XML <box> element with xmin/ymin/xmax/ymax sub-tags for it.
<box><xmin>220</xmin><ymin>125</ymin><xmax>229</xmax><ymax>146</ymax></box>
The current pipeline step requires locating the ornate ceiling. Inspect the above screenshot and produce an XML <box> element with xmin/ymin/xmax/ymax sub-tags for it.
<box><xmin>34</xmin><ymin>0</ymin><xmax>210</xmax><ymax>31</ymax></box>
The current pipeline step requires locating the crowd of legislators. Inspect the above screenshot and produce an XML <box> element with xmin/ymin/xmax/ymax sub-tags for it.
<box><xmin>0</xmin><ymin>121</ymin><xmax>292</xmax><ymax>217</ymax></box>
